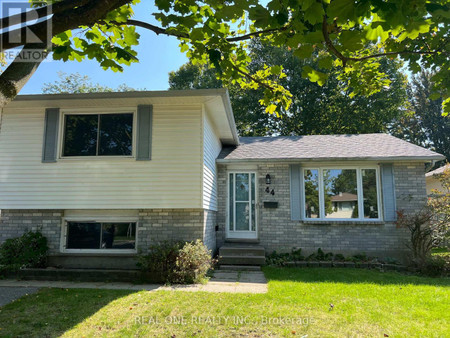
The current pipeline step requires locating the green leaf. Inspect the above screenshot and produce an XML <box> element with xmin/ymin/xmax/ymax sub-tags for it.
<box><xmin>301</xmin><ymin>0</ymin><xmax>316</xmax><ymax>11</ymax></box>
<box><xmin>270</xmin><ymin>65</ymin><xmax>282</xmax><ymax>75</ymax></box>
<box><xmin>293</xmin><ymin>44</ymin><xmax>314</xmax><ymax>59</ymax></box>
<box><xmin>365</xmin><ymin>24</ymin><xmax>389</xmax><ymax>42</ymax></box>
<box><xmin>328</xmin><ymin>0</ymin><xmax>356</xmax><ymax>24</ymax></box>
<box><xmin>404</xmin><ymin>21</ymin><xmax>431</xmax><ymax>40</ymax></box>
<box><xmin>340</xmin><ymin>30</ymin><xmax>364</xmax><ymax>51</ymax></box>
<box><xmin>443</xmin><ymin>98</ymin><xmax>450</xmax><ymax>117</ymax></box>
<box><xmin>304</xmin><ymin>2</ymin><xmax>324</xmax><ymax>25</ymax></box>
<box><xmin>180</xmin><ymin>43</ymin><xmax>190</xmax><ymax>53</ymax></box>
<box><xmin>52</xmin><ymin>31</ymin><xmax>71</xmax><ymax>45</ymax></box>
<box><xmin>318</xmin><ymin>56</ymin><xmax>333</xmax><ymax>69</ymax></box>
<box><xmin>301</xmin><ymin>66</ymin><xmax>328</xmax><ymax>86</ymax></box>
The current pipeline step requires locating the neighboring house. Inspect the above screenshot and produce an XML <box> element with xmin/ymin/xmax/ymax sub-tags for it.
<box><xmin>330</xmin><ymin>193</ymin><xmax>358</xmax><ymax>219</ymax></box>
<box><xmin>0</xmin><ymin>89</ymin><xmax>445</xmax><ymax>268</ymax></box>
<box><xmin>426</xmin><ymin>164</ymin><xmax>449</xmax><ymax>196</ymax></box>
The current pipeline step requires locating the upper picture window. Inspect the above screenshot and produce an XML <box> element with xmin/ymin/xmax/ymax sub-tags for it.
<box><xmin>63</xmin><ymin>113</ymin><xmax>133</xmax><ymax>157</ymax></box>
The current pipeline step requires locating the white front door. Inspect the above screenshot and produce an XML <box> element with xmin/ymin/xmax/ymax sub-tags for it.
<box><xmin>227</xmin><ymin>172</ymin><xmax>257</xmax><ymax>239</ymax></box>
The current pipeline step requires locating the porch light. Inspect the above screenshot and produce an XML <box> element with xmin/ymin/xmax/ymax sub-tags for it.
<box><xmin>265</xmin><ymin>174</ymin><xmax>271</xmax><ymax>185</ymax></box>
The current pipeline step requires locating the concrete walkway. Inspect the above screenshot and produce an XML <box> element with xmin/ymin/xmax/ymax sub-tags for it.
<box><xmin>0</xmin><ymin>270</ymin><xmax>268</xmax><ymax>298</ymax></box>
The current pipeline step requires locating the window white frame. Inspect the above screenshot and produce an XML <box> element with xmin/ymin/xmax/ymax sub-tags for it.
<box><xmin>226</xmin><ymin>171</ymin><xmax>258</xmax><ymax>239</ymax></box>
<box><xmin>302</xmin><ymin>166</ymin><xmax>383</xmax><ymax>221</ymax></box>
<box><xmin>60</xmin><ymin>216</ymin><xmax>139</xmax><ymax>254</ymax></box>
<box><xmin>58</xmin><ymin>108</ymin><xmax>137</xmax><ymax>160</ymax></box>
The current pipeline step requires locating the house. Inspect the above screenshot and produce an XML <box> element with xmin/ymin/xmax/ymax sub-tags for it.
<box><xmin>426</xmin><ymin>164</ymin><xmax>449</xmax><ymax>196</ymax></box>
<box><xmin>0</xmin><ymin>89</ymin><xmax>445</xmax><ymax>268</ymax></box>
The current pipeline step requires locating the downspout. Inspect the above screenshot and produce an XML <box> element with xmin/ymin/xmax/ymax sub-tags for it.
<box><xmin>425</xmin><ymin>160</ymin><xmax>437</xmax><ymax>173</ymax></box>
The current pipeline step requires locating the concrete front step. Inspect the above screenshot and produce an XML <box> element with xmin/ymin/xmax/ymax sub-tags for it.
<box><xmin>218</xmin><ymin>255</ymin><xmax>266</xmax><ymax>266</ymax></box>
<box><xmin>219</xmin><ymin>246</ymin><xmax>266</xmax><ymax>257</ymax></box>
<box><xmin>9</xmin><ymin>268</ymin><xmax>141</xmax><ymax>283</ymax></box>
<box><xmin>219</xmin><ymin>265</ymin><xmax>261</xmax><ymax>271</ymax></box>
<box><xmin>218</xmin><ymin>244</ymin><xmax>266</xmax><ymax>266</ymax></box>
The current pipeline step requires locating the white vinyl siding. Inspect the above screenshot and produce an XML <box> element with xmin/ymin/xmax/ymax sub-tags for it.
<box><xmin>0</xmin><ymin>105</ymin><xmax>203</xmax><ymax>209</ymax></box>
<box><xmin>202</xmin><ymin>110</ymin><xmax>222</xmax><ymax>211</ymax></box>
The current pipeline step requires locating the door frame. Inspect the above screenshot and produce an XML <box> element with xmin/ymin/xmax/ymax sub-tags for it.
<box><xmin>226</xmin><ymin>171</ymin><xmax>258</xmax><ymax>239</ymax></box>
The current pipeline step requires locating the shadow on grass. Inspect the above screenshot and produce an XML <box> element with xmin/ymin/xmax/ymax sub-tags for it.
<box><xmin>0</xmin><ymin>287</ymin><xmax>137</xmax><ymax>337</ymax></box>
<box><xmin>262</xmin><ymin>266</ymin><xmax>450</xmax><ymax>287</ymax></box>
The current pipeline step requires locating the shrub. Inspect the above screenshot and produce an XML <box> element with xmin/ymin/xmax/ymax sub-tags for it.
<box><xmin>136</xmin><ymin>241</ymin><xmax>183</xmax><ymax>283</ymax></box>
<box><xmin>428</xmin><ymin>164</ymin><xmax>450</xmax><ymax>247</ymax></box>
<box><xmin>290</xmin><ymin>248</ymin><xmax>304</xmax><ymax>261</ymax></box>
<box><xmin>352</xmin><ymin>253</ymin><xmax>368</xmax><ymax>262</ymax></box>
<box><xmin>420</xmin><ymin>256</ymin><xmax>449</xmax><ymax>277</ymax></box>
<box><xmin>265</xmin><ymin>251</ymin><xmax>290</xmax><ymax>266</ymax></box>
<box><xmin>334</xmin><ymin>253</ymin><xmax>345</xmax><ymax>261</ymax></box>
<box><xmin>0</xmin><ymin>231</ymin><xmax>48</xmax><ymax>271</ymax></box>
<box><xmin>137</xmin><ymin>240</ymin><xmax>214</xmax><ymax>284</ymax></box>
<box><xmin>266</xmin><ymin>248</ymin><xmax>304</xmax><ymax>266</ymax></box>
<box><xmin>175</xmin><ymin>240</ymin><xmax>214</xmax><ymax>284</ymax></box>
<box><xmin>396</xmin><ymin>209</ymin><xmax>438</xmax><ymax>267</ymax></box>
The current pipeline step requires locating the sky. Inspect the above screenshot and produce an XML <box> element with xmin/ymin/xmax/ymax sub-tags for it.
<box><xmin>20</xmin><ymin>2</ymin><xmax>188</xmax><ymax>94</ymax></box>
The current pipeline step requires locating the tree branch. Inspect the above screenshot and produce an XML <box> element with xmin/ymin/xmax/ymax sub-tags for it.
<box><xmin>0</xmin><ymin>0</ymin><xmax>133</xmax><ymax>52</ymax></box>
<box><xmin>113</xmin><ymin>19</ymin><xmax>287</xmax><ymax>43</ymax></box>
<box><xmin>0</xmin><ymin>0</ymin><xmax>92</xmax><ymax>30</ymax></box>
<box><xmin>0</xmin><ymin>0</ymin><xmax>134</xmax><ymax>106</ymax></box>
<box><xmin>227</xmin><ymin>27</ymin><xmax>288</xmax><ymax>42</ymax></box>
<box><xmin>321</xmin><ymin>16</ymin><xmax>447</xmax><ymax>65</ymax></box>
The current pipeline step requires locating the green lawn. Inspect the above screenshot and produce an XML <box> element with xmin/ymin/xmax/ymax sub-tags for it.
<box><xmin>1</xmin><ymin>268</ymin><xmax>449</xmax><ymax>337</ymax></box>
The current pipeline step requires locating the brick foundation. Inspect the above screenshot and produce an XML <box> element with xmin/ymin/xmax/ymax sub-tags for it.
<box><xmin>0</xmin><ymin>208</ymin><xmax>218</xmax><ymax>258</ymax></box>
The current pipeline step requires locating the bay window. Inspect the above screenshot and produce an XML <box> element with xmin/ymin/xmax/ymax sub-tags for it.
<box><xmin>303</xmin><ymin>167</ymin><xmax>381</xmax><ymax>221</ymax></box>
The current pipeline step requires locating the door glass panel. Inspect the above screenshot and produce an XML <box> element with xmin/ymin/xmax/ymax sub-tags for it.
<box><xmin>304</xmin><ymin>169</ymin><xmax>319</xmax><ymax>218</ymax></box>
<box><xmin>251</xmin><ymin>173</ymin><xmax>256</xmax><ymax>231</ymax></box>
<box><xmin>323</xmin><ymin>169</ymin><xmax>358</xmax><ymax>219</ymax></box>
<box><xmin>229</xmin><ymin>174</ymin><xmax>234</xmax><ymax>231</ymax></box>
<box><xmin>235</xmin><ymin>202</ymin><xmax>250</xmax><ymax>231</ymax></box>
<box><xmin>235</xmin><ymin>173</ymin><xmax>249</xmax><ymax>201</ymax></box>
<box><xmin>362</xmin><ymin>169</ymin><xmax>379</xmax><ymax>218</ymax></box>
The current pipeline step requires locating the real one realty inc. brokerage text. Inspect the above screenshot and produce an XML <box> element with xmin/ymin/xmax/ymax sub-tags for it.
<box><xmin>134</xmin><ymin>316</ymin><xmax>315</xmax><ymax>326</ymax></box>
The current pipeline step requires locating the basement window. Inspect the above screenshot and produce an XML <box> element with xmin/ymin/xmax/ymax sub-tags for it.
<box><xmin>65</xmin><ymin>221</ymin><xmax>136</xmax><ymax>251</ymax></box>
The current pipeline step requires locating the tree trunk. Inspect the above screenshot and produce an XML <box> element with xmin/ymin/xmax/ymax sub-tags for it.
<box><xmin>0</xmin><ymin>43</ymin><xmax>52</xmax><ymax>107</ymax></box>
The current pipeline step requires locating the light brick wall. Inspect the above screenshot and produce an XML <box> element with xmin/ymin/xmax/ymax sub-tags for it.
<box><xmin>204</xmin><ymin>209</ymin><xmax>217</xmax><ymax>254</ymax></box>
<box><xmin>0</xmin><ymin>210</ymin><xmax>63</xmax><ymax>253</ymax></box>
<box><xmin>394</xmin><ymin>162</ymin><xmax>428</xmax><ymax>214</ymax></box>
<box><xmin>138</xmin><ymin>209</ymin><xmax>217</xmax><ymax>254</ymax></box>
<box><xmin>0</xmin><ymin>208</ymin><xmax>218</xmax><ymax>256</ymax></box>
<box><xmin>217</xmin><ymin>162</ymin><xmax>427</xmax><ymax>259</ymax></box>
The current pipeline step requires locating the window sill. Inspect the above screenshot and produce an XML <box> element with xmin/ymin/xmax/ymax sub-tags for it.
<box><xmin>301</xmin><ymin>220</ymin><xmax>385</xmax><ymax>225</ymax></box>
<box><xmin>59</xmin><ymin>250</ymin><xmax>137</xmax><ymax>256</ymax></box>
<box><xmin>58</xmin><ymin>156</ymin><xmax>135</xmax><ymax>161</ymax></box>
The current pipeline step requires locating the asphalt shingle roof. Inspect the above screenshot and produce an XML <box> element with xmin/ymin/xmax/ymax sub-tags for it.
<box><xmin>426</xmin><ymin>164</ymin><xmax>449</xmax><ymax>177</ymax></box>
<box><xmin>217</xmin><ymin>134</ymin><xmax>445</xmax><ymax>162</ymax></box>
